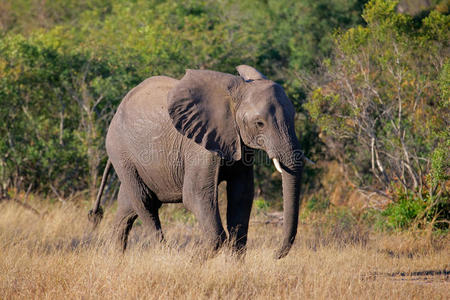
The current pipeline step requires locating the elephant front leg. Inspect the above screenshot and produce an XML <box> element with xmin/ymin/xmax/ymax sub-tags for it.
<box><xmin>183</xmin><ymin>187</ymin><xmax>227</xmax><ymax>251</ymax></box>
<box><xmin>183</xmin><ymin>157</ymin><xmax>226</xmax><ymax>252</ymax></box>
<box><xmin>226</xmin><ymin>163</ymin><xmax>254</xmax><ymax>256</ymax></box>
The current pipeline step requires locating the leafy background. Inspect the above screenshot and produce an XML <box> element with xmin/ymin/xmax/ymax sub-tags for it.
<box><xmin>0</xmin><ymin>0</ymin><xmax>448</xmax><ymax>231</ymax></box>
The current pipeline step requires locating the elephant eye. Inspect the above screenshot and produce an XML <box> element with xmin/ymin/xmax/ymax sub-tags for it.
<box><xmin>255</xmin><ymin>121</ymin><xmax>265</xmax><ymax>129</ymax></box>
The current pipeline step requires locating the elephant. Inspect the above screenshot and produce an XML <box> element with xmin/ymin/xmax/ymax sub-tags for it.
<box><xmin>88</xmin><ymin>65</ymin><xmax>305</xmax><ymax>259</ymax></box>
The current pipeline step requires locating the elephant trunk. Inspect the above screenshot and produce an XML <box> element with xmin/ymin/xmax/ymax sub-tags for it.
<box><xmin>274</xmin><ymin>139</ymin><xmax>303</xmax><ymax>259</ymax></box>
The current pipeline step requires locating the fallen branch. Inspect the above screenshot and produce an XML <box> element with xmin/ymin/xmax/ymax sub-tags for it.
<box><xmin>0</xmin><ymin>185</ymin><xmax>42</xmax><ymax>216</ymax></box>
<box><xmin>13</xmin><ymin>198</ymin><xmax>41</xmax><ymax>216</ymax></box>
<box><xmin>50</xmin><ymin>185</ymin><xmax>65</xmax><ymax>203</ymax></box>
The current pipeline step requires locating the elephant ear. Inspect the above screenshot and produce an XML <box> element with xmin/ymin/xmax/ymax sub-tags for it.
<box><xmin>167</xmin><ymin>69</ymin><xmax>242</xmax><ymax>161</ymax></box>
<box><xmin>236</xmin><ymin>65</ymin><xmax>267</xmax><ymax>81</ymax></box>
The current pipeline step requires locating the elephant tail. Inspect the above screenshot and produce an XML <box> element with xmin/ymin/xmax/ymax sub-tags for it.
<box><xmin>88</xmin><ymin>159</ymin><xmax>112</xmax><ymax>229</ymax></box>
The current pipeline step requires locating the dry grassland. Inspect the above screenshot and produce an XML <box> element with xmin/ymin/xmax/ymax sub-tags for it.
<box><xmin>1</xmin><ymin>200</ymin><xmax>448</xmax><ymax>299</ymax></box>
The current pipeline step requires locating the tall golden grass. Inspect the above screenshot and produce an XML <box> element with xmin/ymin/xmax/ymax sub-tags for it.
<box><xmin>1</xmin><ymin>199</ymin><xmax>448</xmax><ymax>299</ymax></box>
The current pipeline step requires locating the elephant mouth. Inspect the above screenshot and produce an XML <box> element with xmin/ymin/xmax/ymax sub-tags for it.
<box><xmin>269</xmin><ymin>151</ymin><xmax>315</xmax><ymax>174</ymax></box>
<box><xmin>265</xmin><ymin>149</ymin><xmax>284</xmax><ymax>173</ymax></box>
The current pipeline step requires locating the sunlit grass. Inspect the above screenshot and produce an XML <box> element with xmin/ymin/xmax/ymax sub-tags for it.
<box><xmin>0</xmin><ymin>200</ymin><xmax>448</xmax><ymax>299</ymax></box>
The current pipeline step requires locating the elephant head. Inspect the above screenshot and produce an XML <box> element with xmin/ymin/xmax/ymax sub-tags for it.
<box><xmin>168</xmin><ymin>65</ymin><xmax>303</xmax><ymax>258</ymax></box>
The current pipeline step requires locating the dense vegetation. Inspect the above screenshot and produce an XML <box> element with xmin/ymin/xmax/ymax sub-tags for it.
<box><xmin>305</xmin><ymin>0</ymin><xmax>449</xmax><ymax>230</ymax></box>
<box><xmin>0</xmin><ymin>0</ymin><xmax>448</xmax><ymax>231</ymax></box>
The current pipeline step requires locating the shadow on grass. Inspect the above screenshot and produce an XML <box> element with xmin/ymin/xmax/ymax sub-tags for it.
<box><xmin>362</xmin><ymin>269</ymin><xmax>449</xmax><ymax>282</ymax></box>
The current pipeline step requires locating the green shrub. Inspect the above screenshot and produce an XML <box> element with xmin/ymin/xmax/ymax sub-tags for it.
<box><xmin>379</xmin><ymin>192</ymin><xmax>426</xmax><ymax>230</ymax></box>
<box><xmin>305</xmin><ymin>0</ymin><xmax>449</xmax><ymax>231</ymax></box>
<box><xmin>377</xmin><ymin>185</ymin><xmax>449</xmax><ymax>232</ymax></box>
<box><xmin>305</xmin><ymin>0</ymin><xmax>449</xmax><ymax>194</ymax></box>
<box><xmin>0</xmin><ymin>0</ymin><xmax>367</xmax><ymax>202</ymax></box>
<box><xmin>254</xmin><ymin>197</ymin><xmax>270</xmax><ymax>212</ymax></box>
<box><xmin>305</xmin><ymin>196</ymin><xmax>330</xmax><ymax>213</ymax></box>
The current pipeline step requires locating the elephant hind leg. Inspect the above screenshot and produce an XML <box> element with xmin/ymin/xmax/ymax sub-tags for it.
<box><xmin>113</xmin><ymin>189</ymin><xmax>138</xmax><ymax>252</ymax></box>
<box><xmin>115</xmin><ymin>210</ymin><xmax>138</xmax><ymax>252</ymax></box>
<box><xmin>110</xmin><ymin>155</ymin><xmax>167</xmax><ymax>251</ymax></box>
<box><xmin>133</xmin><ymin>194</ymin><xmax>165</xmax><ymax>246</ymax></box>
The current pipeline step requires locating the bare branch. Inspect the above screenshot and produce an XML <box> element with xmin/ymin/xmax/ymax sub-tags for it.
<box><xmin>50</xmin><ymin>185</ymin><xmax>65</xmax><ymax>203</ymax></box>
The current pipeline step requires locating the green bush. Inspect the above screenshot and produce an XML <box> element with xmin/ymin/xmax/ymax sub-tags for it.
<box><xmin>254</xmin><ymin>197</ymin><xmax>270</xmax><ymax>212</ymax></box>
<box><xmin>379</xmin><ymin>192</ymin><xmax>426</xmax><ymax>230</ymax></box>
<box><xmin>0</xmin><ymin>0</ymin><xmax>367</xmax><ymax>201</ymax></box>
<box><xmin>372</xmin><ymin>143</ymin><xmax>449</xmax><ymax>232</ymax></box>
<box><xmin>305</xmin><ymin>0</ymin><xmax>449</xmax><ymax>229</ymax></box>
<box><xmin>377</xmin><ymin>194</ymin><xmax>449</xmax><ymax>232</ymax></box>
<box><xmin>0</xmin><ymin>35</ymin><xmax>137</xmax><ymax>197</ymax></box>
<box><xmin>305</xmin><ymin>196</ymin><xmax>331</xmax><ymax>213</ymax></box>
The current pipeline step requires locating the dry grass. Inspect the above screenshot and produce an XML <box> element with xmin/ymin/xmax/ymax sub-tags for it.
<box><xmin>0</xmin><ymin>200</ymin><xmax>449</xmax><ymax>299</ymax></box>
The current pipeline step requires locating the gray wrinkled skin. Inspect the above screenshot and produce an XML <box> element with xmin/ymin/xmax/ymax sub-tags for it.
<box><xmin>90</xmin><ymin>65</ymin><xmax>303</xmax><ymax>259</ymax></box>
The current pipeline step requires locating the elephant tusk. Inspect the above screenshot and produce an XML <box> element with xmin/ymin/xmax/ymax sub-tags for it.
<box><xmin>304</xmin><ymin>156</ymin><xmax>316</xmax><ymax>165</ymax></box>
<box><xmin>273</xmin><ymin>158</ymin><xmax>283</xmax><ymax>174</ymax></box>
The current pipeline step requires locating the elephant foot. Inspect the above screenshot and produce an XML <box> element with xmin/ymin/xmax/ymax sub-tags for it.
<box><xmin>139</xmin><ymin>231</ymin><xmax>165</xmax><ymax>250</ymax></box>
<box><xmin>88</xmin><ymin>207</ymin><xmax>104</xmax><ymax>229</ymax></box>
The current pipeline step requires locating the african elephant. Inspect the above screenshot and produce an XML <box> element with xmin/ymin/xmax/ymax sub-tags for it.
<box><xmin>89</xmin><ymin>65</ymin><xmax>304</xmax><ymax>259</ymax></box>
